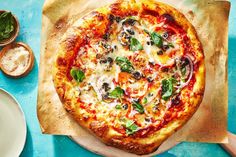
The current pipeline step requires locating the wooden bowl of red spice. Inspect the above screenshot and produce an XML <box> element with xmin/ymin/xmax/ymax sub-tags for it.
<box><xmin>0</xmin><ymin>10</ymin><xmax>20</xmax><ymax>47</ymax></box>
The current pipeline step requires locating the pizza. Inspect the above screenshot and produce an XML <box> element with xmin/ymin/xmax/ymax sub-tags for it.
<box><xmin>53</xmin><ymin>0</ymin><xmax>205</xmax><ymax>154</ymax></box>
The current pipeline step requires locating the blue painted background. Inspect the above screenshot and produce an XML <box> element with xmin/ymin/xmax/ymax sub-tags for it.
<box><xmin>0</xmin><ymin>0</ymin><xmax>235</xmax><ymax>156</ymax></box>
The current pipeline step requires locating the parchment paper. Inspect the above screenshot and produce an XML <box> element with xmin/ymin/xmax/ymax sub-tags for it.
<box><xmin>37</xmin><ymin>0</ymin><xmax>230</xmax><ymax>153</ymax></box>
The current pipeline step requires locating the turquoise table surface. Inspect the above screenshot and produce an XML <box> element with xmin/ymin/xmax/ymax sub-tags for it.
<box><xmin>0</xmin><ymin>0</ymin><xmax>235</xmax><ymax>157</ymax></box>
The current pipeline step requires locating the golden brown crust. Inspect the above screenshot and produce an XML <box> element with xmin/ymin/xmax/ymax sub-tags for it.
<box><xmin>53</xmin><ymin>0</ymin><xmax>205</xmax><ymax>155</ymax></box>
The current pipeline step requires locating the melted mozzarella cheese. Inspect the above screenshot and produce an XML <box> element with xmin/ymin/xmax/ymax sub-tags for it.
<box><xmin>80</xmin><ymin>90</ymin><xmax>98</xmax><ymax>104</ymax></box>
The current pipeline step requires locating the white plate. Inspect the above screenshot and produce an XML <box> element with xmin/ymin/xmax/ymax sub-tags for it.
<box><xmin>0</xmin><ymin>89</ymin><xmax>27</xmax><ymax>157</ymax></box>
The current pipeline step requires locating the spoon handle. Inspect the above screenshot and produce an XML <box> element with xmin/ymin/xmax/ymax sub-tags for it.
<box><xmin>220</xmin><ymin>132</ymin><xmax>236</xmax><ymax>157</ymax></box>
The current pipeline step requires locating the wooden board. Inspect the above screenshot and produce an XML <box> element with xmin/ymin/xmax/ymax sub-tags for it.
<box><xmin>70</xmin><ymin>134</ymin><xmax>179</xmax><ymax>156</ymax></box>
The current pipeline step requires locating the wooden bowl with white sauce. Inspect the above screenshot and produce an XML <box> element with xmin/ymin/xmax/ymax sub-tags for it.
<box><xmin>0</xmin><ymin>42</ymin><xmax>34</xmax><ymax>78</ymax></box>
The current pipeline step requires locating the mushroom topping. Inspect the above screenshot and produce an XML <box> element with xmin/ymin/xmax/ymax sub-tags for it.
<box><xmin>118</xmin><ymin>31</ymin><xmax>131</xmax><ymax>46</ymax></box>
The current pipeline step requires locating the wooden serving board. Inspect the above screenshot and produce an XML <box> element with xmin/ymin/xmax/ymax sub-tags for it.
<box><xmin>70</xmin><ymin>134</ymin><xmax>179</xmax><ymax>157</ymax></box>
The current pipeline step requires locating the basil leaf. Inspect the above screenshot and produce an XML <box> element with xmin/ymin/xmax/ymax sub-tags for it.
<box><xmin>170</xmin><ymin>77</ymin><xmax>178</xmax><ymax>84</ymax></box>
<box><xmin>132</xmin><ymin>101</ymin><xmax>144</xmax><ymax>114</ymax></box>
<box><xmin>142</xmin><ymin>97</ymin><xmax>148</xmax><ymax>104</ymax></box>
<box><xmin>168</xmin><ymin>42</ymin><xmax>174</xmax><ymax>48</ymax></box>
<box><xmin>130</xmin><ymin>37</ymin><xmax>143</xmax><ymax>51</ymax></box>
<box><xmin>0</xmin><ymin>12</ymin><xmax>14</xmax><ymax>41</ymax></box>
<box><xmin>70</xmin><ymin>68</ymin><xmax>85</xmax><ymax>83</ymax></box>
<box><xmin>115</xmin><ymin>56</ymin><xmax>134</xmax><ymax>73</ymax></box>
<box><xmin>109</xmin><ymin>87</ymin><xmax>124</xmax><ymax>98</ymax></box>
<box><xmin>150</xmin><ymin>32</ymin><xmax>163</xmax><ymax>48</ymax></box>
<box><xmin>161</xmin><ymin>78</ymin><xmax>176</xmax><ymax>101</ymax></box>
<box><xmin>125</xmin><ymin>120</ymin><xmax>138</xmax><ymax>135</ymax></box>
<box><xmin>115</xmin><ymin>104</ymin><xmax>122</xmax><ymax>109</ymax></box>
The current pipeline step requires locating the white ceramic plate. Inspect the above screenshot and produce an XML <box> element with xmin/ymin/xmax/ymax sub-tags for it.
<box><xmin>0</xmin><ymin>88</ymin><xmax>27</xmax><ymax>157</ymax></box>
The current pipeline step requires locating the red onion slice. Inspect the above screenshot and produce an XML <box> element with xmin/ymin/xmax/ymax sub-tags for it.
<box><xmin>175</xmin><ymin>54</ymin><xmax>193</xmax><ymax>89</ymax></box>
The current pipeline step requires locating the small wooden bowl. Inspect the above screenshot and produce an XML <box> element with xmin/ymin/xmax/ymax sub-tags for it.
<box><xmin>0</xmin><ymin>10</ymin><xmax>20</xmax><ymax>47</ymax></box>
<box><xmin>0</xmin><ymin>42</ymin><xmax>34</xmax><ymax>78</ymax></box>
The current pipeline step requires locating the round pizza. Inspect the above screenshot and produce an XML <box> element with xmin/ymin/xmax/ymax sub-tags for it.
<box><xmin>53</xmin><ymin>0</ymin><xmax>205</xmax><ymax>155</ymax></box>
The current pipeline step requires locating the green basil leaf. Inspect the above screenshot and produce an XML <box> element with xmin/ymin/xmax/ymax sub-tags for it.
<box><xmin>125</xmin><ymin>120</ymin><xmax>138</xmax><ymax>135</ymax></box>
<box><xmin>130</xmin><ymin>37</ymin><xmax>143</xmax><ymax>51</ymax></box>
<box><xmin>115</xmin><ymin>56</ymin><xmax>134</xmax><ymax>73</ymax></box>
<box><xmin>150</xmin><ymin>32</ymin><xmax>163</xmax><ymax>48</ymax></box>
<box><xmin>0</xmin><ymin>12</ymin><xmax>14</xmax><ymax>41</ymax></box>
<box><xmin>170</xmin><ymin>77</ymin><xmax>178</xmax><ymax>84</ymax></box>
<box><xmin>109</xmin><ymin>87</ymin><xmax>124</xmax><ymax>98</ymax></box>
<box><xmin>132</xmin><ymin>101</ymin><xmax>144</xmax><ymax>114</ymax></box>
<box><xmin>70</xmin><ymin>68</ymin><xmax>85</xmax><ymax>83</ymax></box>
<box><xmin>115</xmin><ymin>104</ymin><xmax>122</xmax><ymax>109</ymax></box>
<box><xmin>168</xmin><ymin>42</ymin><xmax>174</xmax><ymax>48</ymax></box>
<box><xmin>161</xmin><ymin>78</ymin><xmax>175</xmax><ymax>101</ymax></box>
<box><xmin>142</xmin><ymin>97</ymin><xmax>148</xmax><ymax>104</ymax></box>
